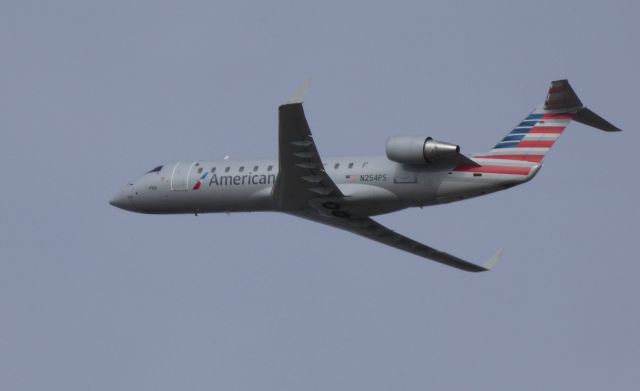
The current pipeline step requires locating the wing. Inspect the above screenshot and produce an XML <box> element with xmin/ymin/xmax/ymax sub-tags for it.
<box><xmin>273</xmin><ymin>102</ymin><xmax>500</xmax><ymax>272</ymax></box>
<box><xmin>273</xmin><ymin>103</ymin><xmax>342</xmax><ymax>210</ymax></box>
<box><xmin>293</xmin><ymin>212</ymin><xmax>502</xmax><ymax>272</ymax></box>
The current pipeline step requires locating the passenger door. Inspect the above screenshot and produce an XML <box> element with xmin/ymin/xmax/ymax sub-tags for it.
<box><xmin>170</xmin><ymin>161</ymin><xmax>195</xmax><ymax>191</ymax></box>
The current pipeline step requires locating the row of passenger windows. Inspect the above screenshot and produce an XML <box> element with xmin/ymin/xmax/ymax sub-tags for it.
<box><xmin>197</xmin><ymin>165</ymin><xmax>274</xmax><ymax>174</ymax></box>
<box><xmin>194</xmin><ymin>161</ymin><xmax>368</xmax><ymax>174</ymax></box>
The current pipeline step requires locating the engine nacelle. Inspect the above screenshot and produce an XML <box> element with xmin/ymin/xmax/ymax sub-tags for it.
<box><xmin>385</xmin><ymin>136</ymin><xmax>460</xmax><ymax>164</ymax></box>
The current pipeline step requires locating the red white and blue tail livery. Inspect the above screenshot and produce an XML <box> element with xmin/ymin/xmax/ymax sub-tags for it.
<box><xmin>477</xmin><ymin>80</ymin><xmax>620</xmax><ymax>163</ymax></box>
<box><xmin>464</xmin><ymin>80</ymin><xmax>621</xmax><ymax>180</ymax></box>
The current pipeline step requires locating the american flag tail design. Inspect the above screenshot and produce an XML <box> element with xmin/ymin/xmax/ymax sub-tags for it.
<box><xmin>475</xmin><ymin>79</ymin><xmax>622</xmax><ymax>164</ymax></box>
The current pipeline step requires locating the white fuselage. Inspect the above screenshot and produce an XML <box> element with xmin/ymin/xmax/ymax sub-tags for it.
<box><xmin>110</xmin><ymin>155</ymin><xmax>539</xmax><ymax>216</ymax></box>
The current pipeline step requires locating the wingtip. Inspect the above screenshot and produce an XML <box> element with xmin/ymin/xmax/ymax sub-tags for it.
<box><xmin>482</xmin><ymin>248</ymin><xmax>503</xmax><ymax>271</ymax></box>
<box><xmin>286</xmin><ymin>78</ymin><xmax>312</xmax><ymax>104</ymax></box>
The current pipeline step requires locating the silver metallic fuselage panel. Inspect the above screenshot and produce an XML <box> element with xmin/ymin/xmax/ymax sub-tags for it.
<box><xmin>111</xmin><ymin>155</ymin><xmax>538</xmax><ymax>216</ymax></box>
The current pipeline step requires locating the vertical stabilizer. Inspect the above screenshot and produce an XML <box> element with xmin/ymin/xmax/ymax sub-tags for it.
<box><xmin>475</xmin><ymin>79</ymin><xmax>621</xmax><ymax>164</ymax></box>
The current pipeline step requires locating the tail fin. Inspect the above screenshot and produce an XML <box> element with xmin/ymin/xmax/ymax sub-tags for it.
<box><xmin>476</xmin><ymin>80</ymin><xmax>621</xmax><ymax>163</ymax></box>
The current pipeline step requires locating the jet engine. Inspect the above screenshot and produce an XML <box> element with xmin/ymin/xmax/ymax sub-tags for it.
<box><xmin>385</xmin><ymin>136</ymin><xmax>460</xmax><ymax>164</ymax></box>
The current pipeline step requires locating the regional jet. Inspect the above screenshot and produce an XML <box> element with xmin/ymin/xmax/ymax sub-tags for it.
<box><xmin>110</xmin><ymin>80</ymin><xmax>621</xmax><ymax>272</ymax></box>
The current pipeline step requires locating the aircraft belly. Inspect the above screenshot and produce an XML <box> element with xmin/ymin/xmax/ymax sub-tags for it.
<box><xmin>134</xmin><ymin>184</ymin><xmax>274</xmax><ymax>214</ymax></box>
<box><xmin>196</xmin><ymin>185</ymin><xmax>274</xmax><ymax>213</ymax></box>
<box><xmin>433</xmin><ymin>175</ymin><xmax>515</xmax><ymax>204</ymax></box>
<box><xmin>379</xmin><ymin>170</ymin><xmax>444</xmax><ymax>208</ymax></box>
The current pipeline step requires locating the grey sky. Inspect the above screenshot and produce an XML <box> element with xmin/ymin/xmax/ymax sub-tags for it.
<box><xmin>1</xmin><ymin>1</ymin><xmax>638</xmax><ymax>390</ymax></box>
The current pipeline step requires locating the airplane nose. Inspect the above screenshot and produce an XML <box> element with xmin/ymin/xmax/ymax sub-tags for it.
<box><xmin>109</xmin><ymin>190</ymin><xmax>133</xmax><ymax>211</ymax></box>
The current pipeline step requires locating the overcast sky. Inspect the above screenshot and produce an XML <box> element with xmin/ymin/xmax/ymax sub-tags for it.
<box><xmin>1</xmin><ymin>1</ymin><xmax>638</xmax><ymax>390</ymax></box>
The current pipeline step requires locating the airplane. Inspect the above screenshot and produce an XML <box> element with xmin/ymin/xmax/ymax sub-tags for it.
<box><xmin>109</xmin><ymin>80</ymin><xmax>621</xmax><ymax>272</ymax></box>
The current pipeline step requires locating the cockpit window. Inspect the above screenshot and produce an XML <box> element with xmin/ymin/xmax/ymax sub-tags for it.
<box><xmin>147</xmin><ymin>165</ymin><xmax>163</xmax><ymax>174</ymax></box>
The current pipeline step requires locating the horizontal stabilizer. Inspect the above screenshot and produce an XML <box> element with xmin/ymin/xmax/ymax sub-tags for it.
<box><xmin>575</xmin><ymin>107</ymin><xmax>622</xmax><ymax>132</ymax></box>
<box><xmin>545</xmin><ymin>79</ymin><xmax>622</xmax><ymax>132</ymax></box>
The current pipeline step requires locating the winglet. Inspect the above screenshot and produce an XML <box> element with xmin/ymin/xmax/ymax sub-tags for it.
<box><xmin>287</xmin><ymin>78</ymin><xmax>312</xmax><ymax>104</ymax></box>
<box><xmin>482</xmin><ymin>248</ymin><xmax>503</xmax><ymax>271</ymax></box>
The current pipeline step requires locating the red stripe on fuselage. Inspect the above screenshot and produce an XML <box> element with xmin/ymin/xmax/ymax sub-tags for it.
<box><xmin>517</xmin><ymin>140</ymin><xmax>555</xmax><ymax>148</ymax></box>
<box><xmin>474</xmin><ymin>154</ymin><xmax>544</xmax><ymax>163</ymax></box>
<box><xmin>453</xmin><ymin>165</ymin><xmax>531</xmax><ymax>175</ymax></box>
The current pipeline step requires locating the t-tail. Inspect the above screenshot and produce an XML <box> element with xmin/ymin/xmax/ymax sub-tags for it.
<box><xmin>475</xmin><ymin>80</ymin><xmax>622</xmax><ymax>164</ymax></box>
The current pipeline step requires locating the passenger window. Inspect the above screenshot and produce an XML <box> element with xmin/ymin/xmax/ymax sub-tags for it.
<box><xmin>267</xmin><ymin>165</ymin><xmax>273</xmax><ymax>172</ymax></box>
<box><xmin>362</xmin><ymin>162</ymin><xmax>368</xmax><ymax>168</ymax></box>
<box><xmin>197</xmin><ymin>167</ymin><xmax>203</xmax><ymax>174</ymax></box>
<box><xmin>211</xmin><ymin>167</ymin><xmax>216</xmax><ymax>173</ymax></box>
<box><xmin>334</xmin><ymin>163</ymin><xmax>340</xmax><ymax>169</ymax></box>
<box><xmin>253</xmin><ymin>165</ymin><xmax>259</xmax><ymax>172</ymax></box>
<box><xmin>348</xmin><ymin>162</ymin><xmax>354</xmax><ymax>169</ymax></box>
<box><xmin>239</xmin><ymin>166</ymin><xmax>244</xmax><ymax>172</ymax></box>
<box><xmin>225</xmin><ymin>167</ymin><xmax>230</xmax><ymax>173</ymax></box>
